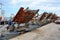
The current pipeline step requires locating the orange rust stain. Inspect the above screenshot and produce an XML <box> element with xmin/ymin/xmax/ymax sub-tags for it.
<box><xmin>13</xmin><ymin>7</ymin><xmax>36</xmax><ymax>23</ymax></box>
<box><xmin>39</xmin><ymin>12</ymin><xmax>48</xmax><ymax>21</ymax></box>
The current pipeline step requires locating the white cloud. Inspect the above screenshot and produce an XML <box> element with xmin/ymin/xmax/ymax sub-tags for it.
<box><xmin>10</xmin><ymin>0</ymin><xmax>60</xmax><ymax>10</ymax></box>
<box><xmin>10</xmin><ymin>0</ymin><xmax>17</xmax><ymax>5</ymax></box>
<box><xmin>9</xmin><ymin>0</ymin><xmax>60</xmax><ymax>16</ymax></box>
<box><xmin>10</xmin><ymin>0</ymin><xmax>48</xmax><ymax>5</ymax></box>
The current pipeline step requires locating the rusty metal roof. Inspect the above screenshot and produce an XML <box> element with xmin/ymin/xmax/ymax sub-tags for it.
<box><xmin>13</xmin><ymin>7</ymin><xmax>39</xmax><ymax>23</ymax></box>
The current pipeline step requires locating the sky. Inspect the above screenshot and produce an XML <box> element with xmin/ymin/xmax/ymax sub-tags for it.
<box><xmin>0</xmin><ymin>0</ymin><xmax>60</xmax><ymax>17</ymax></box>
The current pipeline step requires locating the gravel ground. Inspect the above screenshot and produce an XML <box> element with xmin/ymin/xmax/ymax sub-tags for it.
<box><xmin>10</xmin><ymin>23</ymin><xmax>60</xmax><ymax>40</ymax></box>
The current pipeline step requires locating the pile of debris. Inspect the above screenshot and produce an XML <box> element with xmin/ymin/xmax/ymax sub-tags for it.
<box><xmin>0</xmin><ymin>7</ymin><xmax>59</xmax><ymax>40</ymax></box>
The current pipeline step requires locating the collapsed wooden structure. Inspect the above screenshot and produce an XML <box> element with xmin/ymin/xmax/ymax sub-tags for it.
<box><xmin>12</xmin><ymin>7</ymin><xmax>58</xmax><ymax>27</ymax></box>
<box><xmin>35</xmin><ymin>12</ymin><xmax>58</xmax><ymax>26</ymax></box>
<box><xmin>13</xmin><ymin>7</ymin><xmax>39</xmax><ymax>23</ymax></box>
<box><xmin>11</xmin><ymin>7</ymin><xmax>58</xmax><ymax>32</ymax></box>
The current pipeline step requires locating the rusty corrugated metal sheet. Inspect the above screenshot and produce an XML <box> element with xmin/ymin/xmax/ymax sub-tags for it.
<box><xmin>51</xmin><ymin>14</ymin><xmax>57</xmax><ymax>19</ymax></box>
<box><xmin>13</xmin><ymin>7</ymin><xmax>39</xmax><ymax>23</ymax></box>
<box><xmin>46</xmin><ymin>13</ymin><xmax>52</xmax><ymax>19</ymax></box>
<box><xmin>50</xmin><ymin>14</ymin><xmax>57</xmax><ymax>22</ymax></box>
<box><xmin>39</xmin><ymin>12</ymin><xmax>48</xmax><ymax>21</ymax></box>
<box><xmin>0</xmin><ymin>17</ymin><xmax>2</xmax><ymax>21</ymax></box>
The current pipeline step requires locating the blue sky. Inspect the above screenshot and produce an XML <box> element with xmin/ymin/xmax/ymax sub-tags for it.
<box><xmin>0</xmin><ymin>0</ymin><xmax>60</xmax><ymax>17</ymax></box>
